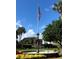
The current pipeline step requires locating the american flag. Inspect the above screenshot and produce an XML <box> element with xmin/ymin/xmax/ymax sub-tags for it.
<box><xmin>37</xmin><ymin>6</ymin><xmax>41</xmax><ymax>21</ymax></box>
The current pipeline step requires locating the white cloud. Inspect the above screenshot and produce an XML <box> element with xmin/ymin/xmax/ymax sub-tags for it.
<box><xmin>16</xmin><ymin>20</ymin><xmax>22</xmax><ymax>27</ymax></box>
<box><xmin>21</xmin><ymin>29</ymin><xmax>43</xmax><ymax>40</ymax></box>
<box><xmin>21</xmin><ymin>29</ymin><xmax>36</xmax><ymax>39</ymax></box>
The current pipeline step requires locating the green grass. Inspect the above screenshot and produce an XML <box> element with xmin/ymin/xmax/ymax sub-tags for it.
<box><xmin>47</xmin><ymin>57</ymin><xmax>62</xmax><ymax>59</ymax></box>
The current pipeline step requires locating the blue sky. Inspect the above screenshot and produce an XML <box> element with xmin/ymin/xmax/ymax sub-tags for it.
<box><xmin>16</xmin><ymin>0</ymin><xmax>60</xmax><ymax>39</ymax></box>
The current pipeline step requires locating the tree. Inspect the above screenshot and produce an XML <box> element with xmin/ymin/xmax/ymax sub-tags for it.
<box><xmin>42</xmin><ymin>18</ymin><xmax>62</xmax><ymax>47</ymax></box>
<box><xmin>43</xmin><ymin>24</ymin><xmax>55</xmax><ymax>43</ymax></box>
<box><xmin>52</xmin><ymin>18</ymin><xmax>62</xmax><ymax>47</ymax></box>
<box><xmin>53</xmin><ymin>0</ymin><xmax>62</xmax><ymax>14</ymax></box>
<box><xmin>16</xmin><ymin>31</ymin><xmax>18</xmax><ymax>39</ymax></box>
<box><xmin>16</xmin><ymin>27</ymin><xmax>26</xmax><ymax>41</ymax></box>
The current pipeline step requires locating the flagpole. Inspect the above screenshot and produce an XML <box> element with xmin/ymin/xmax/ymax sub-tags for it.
<box><xmin>36</xmin><ymin>0</ymin><xmax>40</xmax><ymax>53</ymax></box>
<box><xmin>36</xmin><ymin>11</ymin><xmax>39</xmax><ymax>53</ymax></box>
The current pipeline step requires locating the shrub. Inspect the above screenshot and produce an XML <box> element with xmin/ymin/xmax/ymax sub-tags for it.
<box><xmin>23</xmin><ymin>44</ymin><xmax>32</xmax><ymax>49</ymax></box>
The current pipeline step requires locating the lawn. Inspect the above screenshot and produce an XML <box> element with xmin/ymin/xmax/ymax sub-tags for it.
<box><xmin>47</xmin><ymin>57</ymin><xmax>62</xmax><ymax>59</ymax></box>
<box><xmin>16</xmin><ymin>48</ymin><xmax>62</xmax><ymax>59</ymax></box>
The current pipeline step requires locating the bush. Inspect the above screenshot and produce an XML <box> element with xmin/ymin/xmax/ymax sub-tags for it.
<box><xmin>43</xmin><ymin>44</ymin><xmax>58</xmax><ymax>48</ymax></box>
<box><xmin>16</xmin><ymin>43</ymin><xmax>22</xmax><ymax>49</ymax></box>
<box><xmin>23</xmin><ymin>44</ymin><xmax>32</xmax><ymax>49</ymax></box>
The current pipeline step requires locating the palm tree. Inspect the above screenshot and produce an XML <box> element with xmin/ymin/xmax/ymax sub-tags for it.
<box><xmin>53</xmin><ymin>1</ymin><xmax>62</xmax><ymax>14</ymax></box>
<box><xmin>16</xmin><ymin>27</ymin><xmax>26</xmax><ymax>41</ymax></box>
